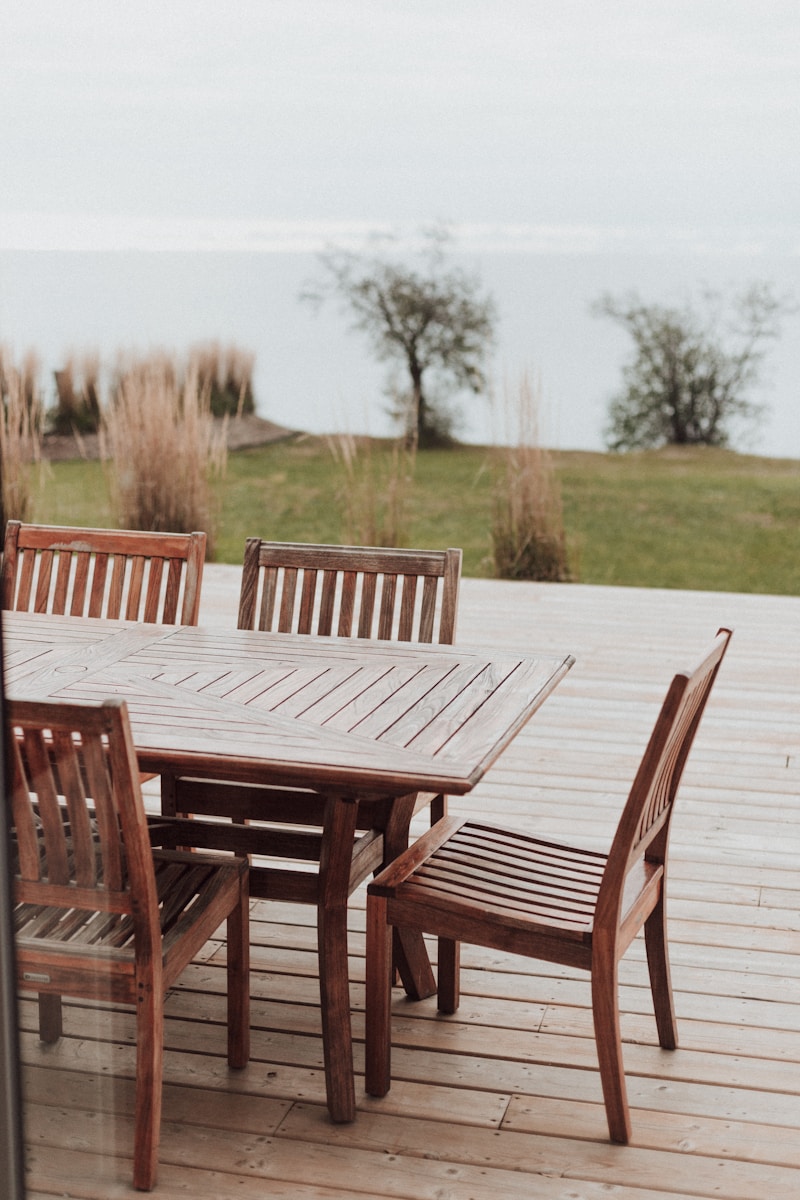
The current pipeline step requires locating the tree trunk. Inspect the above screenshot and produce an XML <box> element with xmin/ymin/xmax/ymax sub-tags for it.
<box><xmin>405</xmin><ymin>360</ymin><xmax>424</xmax><ymax>452</ymax></box>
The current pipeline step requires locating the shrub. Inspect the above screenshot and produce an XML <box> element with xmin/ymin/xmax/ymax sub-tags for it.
<box><xmin>101</xmin><ymin>352</ymin><xmax>227</xmax><ymax>555</ymax></box>
<box><xmin>50</xmin><ymin>352</ymin><xmax>102</xmax><ymax>435</ymax></box>
<box><xmin>491</xmin><ymin>374</ymin><xmax>572</xmax><ymax>582</ymax></box>
<box><xmin>188</xmin><ymin>342</ymin><xmax>256</xmax><ymax>418</ymax></box>
<box><xmin>0</xmin><ymin>347</ymin><xmax>44</xmax><ymax>522</ymax></box>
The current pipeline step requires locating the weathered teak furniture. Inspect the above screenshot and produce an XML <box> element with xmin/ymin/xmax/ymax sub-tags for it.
<box><xmin>237</xmin><ymin>539</ymin><xmax>462</xmax><ymax>644</ymax></box>
<box><xmin>2</xmin><ymin>521</ymin><xmax>206</xmax><ymax>625</ymax></box>
<box><xmin>172</xmin><ymin>538</ymin><xmax>462</xmax><ymax>833</ymax></box>
<box><xmin>2</xmin><ymin>521</ymin><xmax>207</xmax><ymax>789</ymax></box>
<box><xmin>239</xmin><ymin>538</ymin><xmax>461</xmax><ymax>817</ymax></box>
<box><xmin>365</xmin><ymin>628</ymin><xmax>732</xmax><ymax>1144</ymax></box>
<box><xmin>3</xmin><ymin>610</ymin><xmax>573</xmax><ymax>1125</ymax></box>
<box><xmin>7</xmin><ymin>697</ymin><xmax>250</xmax><ymax>1192</ymax></box>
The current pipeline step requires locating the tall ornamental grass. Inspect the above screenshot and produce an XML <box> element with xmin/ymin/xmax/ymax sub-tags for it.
<box><xmin>101</xmin><ymin>353</ymin><xmax>227</xmax><ymax>555</ymax></box>
<box><xmin>0</xmin><ymin>347</ymin><xmax>45</xmax><ymax>522</ymax></box>
<box><xmin>328</xmin><ymin>433</ymin><xmax>415</xmax><ymax>547</ymax></box>
<box><xmin>491</xmin><ymin>373</ymin><xmax>571</xmax><ymax>582</ymax></box>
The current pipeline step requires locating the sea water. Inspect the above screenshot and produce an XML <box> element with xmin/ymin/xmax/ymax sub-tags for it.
<box><xmin>0</xmin><ymin>248</ymin><xmax>797</xmax><ymax>457</ymax></box>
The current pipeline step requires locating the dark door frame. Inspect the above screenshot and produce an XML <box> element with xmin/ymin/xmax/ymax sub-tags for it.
<box><xmin>0</xmin><ymin>586</ymin><xmax>26</xmax><ymax>1196</ymax></box>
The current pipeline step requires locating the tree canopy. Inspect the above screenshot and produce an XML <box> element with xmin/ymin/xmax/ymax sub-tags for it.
<box><xmin>303</xmin><ymin>228</ymin><xmax>495</xmax><ymax>448</ymax></box>
<box><xmin>593</xmin><ymin>283</ymin><xmax>791</xmax><ymax>451</ymax></box>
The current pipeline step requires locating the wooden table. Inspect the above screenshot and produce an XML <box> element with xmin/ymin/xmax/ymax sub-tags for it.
<box><xmin>3</xmin><ymin>610</ymin><xmax>574</xmax><ymax>1119</ymax></box>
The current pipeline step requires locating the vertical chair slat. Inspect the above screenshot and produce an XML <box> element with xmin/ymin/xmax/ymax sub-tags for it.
<box><xmin>377</xmin><ymin>573</ymin><xmax>397</xmax><ymax>640</ymax></box>
<box><xmin>125</xmin><ymin>556</ymin><xmax>146</xmax><ymax>620</ymax></box>
<box><xmin>70</xmin><ymin>551</ymin><xmax>91</xmax><ymax>615</ymax></box>
<box><xmin>33</xmin><ymin>549</ymin><xmax>54</xmax><ymax>613</ymax></box>
<box><xmin>88</xmin><ymin>552</ymin><xmax>110</xmax><ymax>617</ymax></box>
<box><xmin>51</xmin><ymin>728</ymin><xmax>98</xmax><ymax>888</ymax></box>
<box><xmin>258</xmin><ymin>565</ymin><xmax>278</xmax><ymax>631</ymax></box>
<box><xmin>140</xmin><ymin>556</ymin><xmax>162</xmax><ymax>623</ymax></box>
<box><xmin>161</xmin><ymin>557</ymin><xmax>182</xmax><ymax>624</ymax></box>
<box><xmin>319</xmin><ymin>570</ymin><xmax>337</xmax><ymax>635</ymax></box>
<box><xmin>81</xmin><ymin>726</ymin><xmax>125</xmax><ymax>892</ymax></box>
<box><xmin>16</xmin><ymin>547</ymin><xmax>36</xmax><ymax>610</ymax></box>
<box><xmin>418</xmin><ymin>576</ymin><xmax>438</xmax><ymax>643</ymax></box>
<box><xmin>397</xmin><ymin>575</ymin><xmax>418</xmax><ymax>642</ymax></box>
<box><xmin>107</xmin><ymin>554</ymin><xmax>127</xmax><ymax>619</ymax></box>
<box><xmin>8</xmin><ymin>734</ymin><xmax>42</xmax><ymax>881</ymax></box>
<box><xmin>52</xmin><ymin>552</ymin><xmax>73</xmax><ymax>614</ymax></box>
<box><xmin>279</xmin><ymin>567</ymin><xmax>298</xmax><ymax>631</ymax></box>
<box><xmin>298</xmin><ymin>569</ymin><xmax>318</xmax><ymax>634</ymax></box>
<box><xmin>357</xmin><ymin>572</ymin><xmax>377</xmax><ymax>638</ymax></box>
<box><xmin>337</xmin><ymin>571</ymin><xmax>357</xmax><ymax>636</ymax></box>
<box><xmin>22</xmin><ymin>727</ymin><xmax>71</xmax><ymax>885</ymax></box>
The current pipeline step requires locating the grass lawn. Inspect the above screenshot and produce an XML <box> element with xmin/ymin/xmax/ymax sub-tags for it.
<box><xmin>27</xmin><ymin>437</ymin><xmax>800</xmax><ymax>594</ymax></box>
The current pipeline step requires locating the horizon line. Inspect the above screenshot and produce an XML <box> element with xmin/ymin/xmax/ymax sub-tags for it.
<box><xmin>1</xmin><ymin>214</ymin><xmax>798</xmax><ymax>257</ymax></box>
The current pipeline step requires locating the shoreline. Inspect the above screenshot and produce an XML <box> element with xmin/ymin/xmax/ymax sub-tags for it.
<box><xmin>40</xmin><ymin>414</ymin><xmax>298</xmax><ymax>462</ymax></box>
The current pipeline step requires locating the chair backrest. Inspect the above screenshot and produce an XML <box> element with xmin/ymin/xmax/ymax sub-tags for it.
<box><xmin>237</xmin><ymin>539</ymin><xmax>462</xmax><ymax>644</ymax></box>
<box><xmin>596</xmin><ymin>627</ymin><xmax>732</xmax><ymax>932</ymax></box>
<box><xmin>2</xmin><ymin>522</ymin><xmax>206</xmax><ymax>625</ymax></box>
<box><xmin>7</xmin><ymin>698</ymin><xmax>159</xmax><ymax>952</ymax></box>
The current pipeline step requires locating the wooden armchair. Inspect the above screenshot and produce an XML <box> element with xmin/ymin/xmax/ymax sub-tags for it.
<box><xmin>365</xmin><ymin>628</ymin><xmax>732</xmax><ymax>1144</ymax></box>
<box><xmin>156</xmin><ymin>539</ymin><xmax>461</xmax><ymax>1122</ymax></box>
<box><xmin>8</xmin><ymin>698</ymin><xmax>250</xmax><ymax>1191</ymax></box>
<box><xmin>2</xmin><ymin>521</ymin><xmax>206</xmax><ymax>625</ymax></box>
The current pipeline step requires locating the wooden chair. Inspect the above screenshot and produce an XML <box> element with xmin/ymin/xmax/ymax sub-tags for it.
<box><xmin>162</xmin><ymin>538</ymin><xmax>463</xmax><ymax>848</ymax></box>
<box><xmin>237</xmin><ymin>538</ymin><xmax>461</xmax><ymax>644</ymax></box>
<box><xmin>235</xmin><ymin>537</ymin><xmax>461</xmax><ymax>822</ymax></box>
<box><xmin>156</xmin><ymin>540</ymin><xmax>461</xmax><ymax>1121</ymax></box>
<box><xmin>364</xmin><ymin>628</ymin><xmax>732</xmax><ymax>1144</ymax></box>
<box><xmin>3</xmin><ymin>521</ymin><xmax>207</xmax><ymax>789</ymax></box>
<box><xmin>2</xmin><ymin>521</ymin><xmax>206</xmax><ymax>625</ymax></box>
<box><xmin>8</xmin><ymin>698</ymin><xmax>250</xmax><ymax>1191</ymax></box>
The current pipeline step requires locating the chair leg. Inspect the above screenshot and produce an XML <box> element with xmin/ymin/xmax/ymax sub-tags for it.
<box><xmin>226</xmin><ymin>877</ymin><xmax>251</xmax><ymax>1069</ymax></box>
<box><xmin>591</xmin><ymin>949</ymin><xmax>631</xmax><ymax>1143</ymax></box>
<box><xmin>365</xmin><ymin>894</ymin><xmax>393</xmax><ymax>1098</ymax></box>
<box><xmin>429</xmin><ymin>793</ymin><xmax>448</xmax><ymax>825</ymax></box>
<box><xmin>133</xmin><ymin>983</ymin><xmax>163</xmax><ymax>1191</ymax></box>
<box><xmin>38</xmin><ymin>993</ymin><xmax>63</xmax><ymax>1043</ymax></box>
<box><xmin>644</xmin><ymin>892</ymin><xmax>678</xmax><ymax>1050</ymax></box>
<box><xmin>391</xmin><ymin>926</ymin><xmax>437</xmax><ymax>1001</ymax></box>
<box><xmin>437</xmin><ymin>938</ymin><xmax>460</xmax><ymax>1014</ymax></box>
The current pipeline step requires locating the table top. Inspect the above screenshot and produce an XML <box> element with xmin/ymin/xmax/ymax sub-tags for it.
<box><xmin>3</xmin><ymin>611</ymin><xmax>574</xmax><ymax>797</ymax></box>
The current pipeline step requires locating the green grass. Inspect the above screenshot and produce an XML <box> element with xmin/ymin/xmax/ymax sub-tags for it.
<box><xmin>28</xmin><ymin>438</ymin><xmax>800</xmax><ymax>594</ymax></box>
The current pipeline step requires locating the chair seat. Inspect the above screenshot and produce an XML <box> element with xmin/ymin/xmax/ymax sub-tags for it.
<box><xmin>391</xmin><ymin>821</ymin><xmax>608</xmax><ymax>940</ymax></box>
<box><xmin>14</xmin><ymin>849</ymin><xmax>247</xmax><ymax>977</ymax></box>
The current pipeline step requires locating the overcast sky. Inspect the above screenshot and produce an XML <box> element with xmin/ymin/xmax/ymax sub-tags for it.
<box><xmin>2</xmin><ymin>0</ymin><xmax>799</xmax><ymax>252</ymax></box>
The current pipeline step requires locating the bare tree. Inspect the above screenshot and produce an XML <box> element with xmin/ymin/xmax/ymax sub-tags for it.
<box><xmin>303</xmin><ymin>228</ymin><xmax>495</xmax><ymax>449</ymax></box>
<box><xmin>593</xmin><ymin>283</ymin><xmax>792</xmax><ymax>451</ymax></box>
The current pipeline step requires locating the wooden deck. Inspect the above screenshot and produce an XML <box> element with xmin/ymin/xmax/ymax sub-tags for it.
<box><xmin>18</xmin><ymin>571</ymin><xmax>800</xmax><ymax>1198</ymax></box>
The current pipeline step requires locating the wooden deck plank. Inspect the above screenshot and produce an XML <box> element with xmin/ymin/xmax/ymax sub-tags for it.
<box><xmin>15</xmin><ymin>572</ymin><xmax>800</xmax><ymax>1198</ymax></box>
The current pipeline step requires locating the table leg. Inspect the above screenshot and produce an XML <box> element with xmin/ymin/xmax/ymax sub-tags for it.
<box><xmin>317</xmin><ymin>794</ymin><xmax>360</xmax><ymax>1122</ymax></box>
